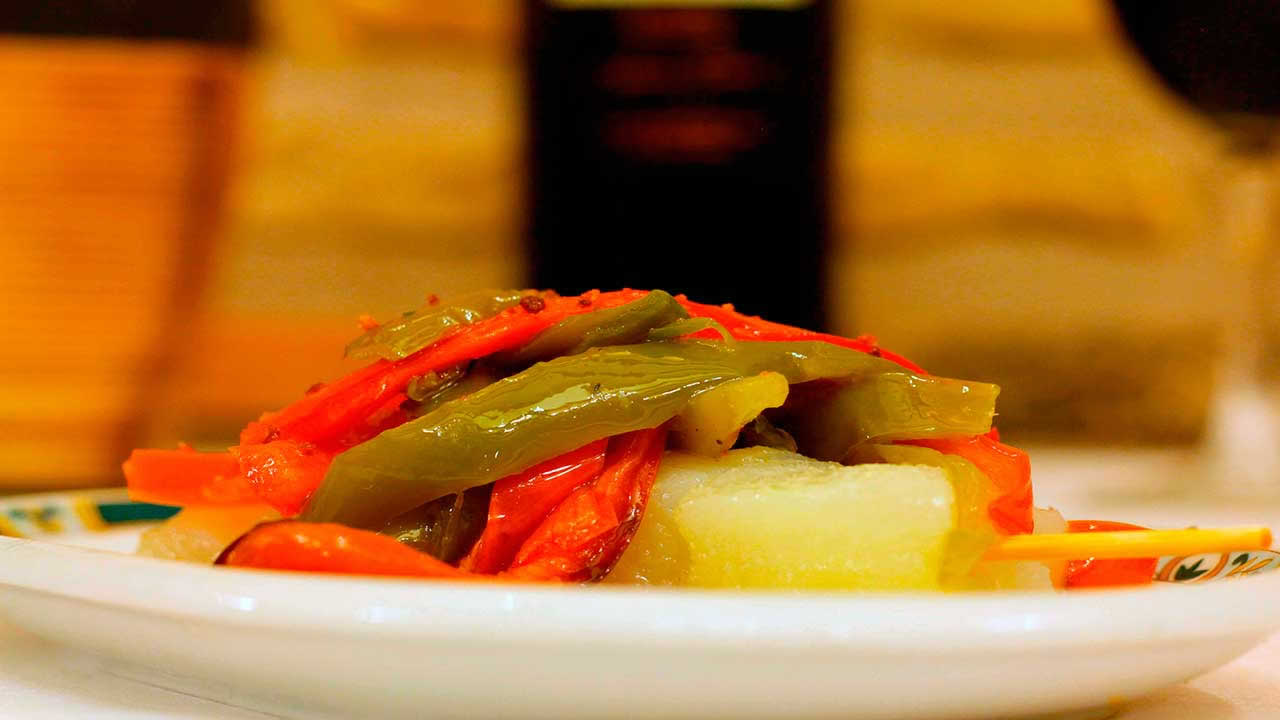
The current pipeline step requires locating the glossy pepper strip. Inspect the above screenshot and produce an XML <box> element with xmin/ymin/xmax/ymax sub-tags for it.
<box><xmin>345</xmin><ymin>289</ymin><xmax>525</xmax><ymax>361</ymax></box>
<box><xmin>234</xmin><ymin>290</ymin><xmax>650</xmax><ymax>514</ymax></box>
<box><xmin>303</xmin><ymin>339</ymin><xmax>979</xmax><ymax>530</ymax></box>
<box><xmin>233</xmin><ymin>390</ymin><xmax>412</xmax><ymax>517</ymax></box>
<box><xmin>903</xmin><ymin>434</ymin><xmax>1034</xmax><ymax>535</ymax></box>
<box><xmin>507</xmin><ymin>427</ymin><xmax>667</xmax><ymax>582</ymax></box>
<box><xmin>124</xmin><ymin>446</ymin><xmax>258</xmax><ymax>506</ymax></box>
<box><xmin>674</xmin><ymin>296</ymin><xmax>925</xmax><ymax>373</ymax></box>
<box><xmin>498</xmin><ymin>289</ymin><xmax>688</xmax><ymax>366</ymax></box>
<box><xmin>220</xmin><ymin>521</ymin><xmax>472</xmax><ymax>579</ymax></box>
<box><xmin>380</xmin><ymin>484</ymin><xmax>493</xmax><ymax>564</ymax></box>
<box><xmin>229</xmin><ymin>442</ymin><xmax>342</xmax><ymax>517</ymax></box>
<box><xmin>240</xmin><ymin>289</ymin><xmax>650</xmax><ymax>448</ymax></box>
<box><xmin>775</xmin><ymin>376</ymin><xmax>1000</xmax><ymax>462</ymax></box>
<box><xmin>461</xmin><ymin>440</ymin><xmax>609</xmax><ymax>573</ymax></box>
<box><xmin>1063</xmin><ymin>520</ymin><xmax>1157</xmax><ymax>589</ymax></box>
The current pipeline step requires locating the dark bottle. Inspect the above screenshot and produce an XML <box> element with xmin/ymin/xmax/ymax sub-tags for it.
<box><xmin>525</xmin><ymin>1</ymin><xmax>833</xmax><ymax>329</ymax></box>
<box><xmin>1111</xmin><ymin>0</ymin><xmax>1280</xmax><ymax>150</ymax></box>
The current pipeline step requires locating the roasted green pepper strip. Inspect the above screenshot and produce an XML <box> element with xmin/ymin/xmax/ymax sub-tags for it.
<box><xmin>774</xmin><ymin>375</ymin><xmax>999</xmax><ymax>462</ymax></box>
<box><xmin>379</xmin><ymin>484</ymin><xmax>493</xmax><ymax>564</ymax></box>
<box><xmin>304</xmin><ymin>340</ymin><xmax>996</xmax><ymax>528</ymax></box>
<box><xmin>405</xmin><ymin>365</ymin><xmax>468</xmax><ymax>403</ymax></box>
<box><xmin>498</xmin><ymin>290</ymin><xmax>688</xmax><ymax>366</ymax></box>
<box><xmin>646</xmin><ymin>317</ymin><xmax>734</xmax><ymax>343</ymax></box>
<box><xmin>346</xmin><ymin>289</ymin><xmax>525</xmax><ymax>360</ymax></box>
<box><xmin>408</xmin><ymin>365</ymin><xmax>501</xmax><ymax>417</ymax></box>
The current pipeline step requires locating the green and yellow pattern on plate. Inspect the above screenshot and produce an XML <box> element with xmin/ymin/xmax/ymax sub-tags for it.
<box><xmin>0</xmin><ymin>489</ymin><xmax>178</xmax><ymax>539</ymax></box>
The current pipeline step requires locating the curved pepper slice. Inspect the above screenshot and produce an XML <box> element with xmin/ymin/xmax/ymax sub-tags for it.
<box><xmin>499</xmin><ymin>290</ymin><xmax>688</xmax><ymax>366</ymax></box>
<box><xmin>124</xmin><ymin>447</ymin><xmax>258</xmax><ymax>506</ymax></box>
<box><xmin>461</xmin><ymin>439</ymin><xmax>609</xmax><ymax>573</ymax></box>
<box><xmin>675</xmin><ymin>296</ymin><xmax>925</xmax><ymax>373</ymax></box>
<box><xmin>379</xmin><ymin>485</ymin><xmax>493</xmax><ymax>564</ymax></box>
<box><xmin>229</xmin><ymin>443</ymin><xmax>340</xmax><ymax>517</ymax></box>
<box><xmin>220</xmin><ymin>521</ymin><xmax>473</xmax><ymax>579</ymax></box>
<box><xmin>507</xmin><ymin>427</ymin><xmax>668</xmax><ymax>582</ymax></box>
<box><xmin>776</xmin><ymin>376</ymin><xmax>1000</xmax><ymax>462</ymax></box>
<box><xmin>345</xmin><ymin>289</ymin><xmax>525</xmax><ymax>361</ymax></box>
<box><xmin>240</xmin><ymin>290</ymin><xmax>650</xmax><ymax>448</ymax></box>
<box><xmin>1063</xmin><ymin>520</ymin><xmax>1157</xmax><ymax>589</ymax></box>
<box><xmin>234</xmin><ymin>290</ymin><xmax>650</xmax><ymax>514</ymax></box>
<box><xmin>646</xmin><ymin>317</ymin><xmax>734</xmax><ymax>343</ymax></box>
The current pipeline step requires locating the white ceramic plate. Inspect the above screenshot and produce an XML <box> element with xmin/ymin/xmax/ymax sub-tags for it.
<box><xmin>2</xmin><ymin>511</ymin><xmax>1280</xmax><ymax>720</ymax></box>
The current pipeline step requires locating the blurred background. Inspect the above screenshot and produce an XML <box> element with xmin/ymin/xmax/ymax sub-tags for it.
<box><xmin>0</xmin><ymin>0</ymin><xmax>1273</xmax><ymax>491</ymax></box>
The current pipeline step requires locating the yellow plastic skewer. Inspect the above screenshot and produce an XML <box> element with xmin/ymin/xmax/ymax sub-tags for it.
<box><xmin>985</xmin><ymin>526</ymin><xmax>1273</xmax><ymax>561</ymax></box>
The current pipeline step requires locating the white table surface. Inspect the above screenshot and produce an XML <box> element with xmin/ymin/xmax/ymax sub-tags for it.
<box><xmin>2</xmin><ymin>446</ymin><xmax>1278</xmax><ymax>719</ymax></box>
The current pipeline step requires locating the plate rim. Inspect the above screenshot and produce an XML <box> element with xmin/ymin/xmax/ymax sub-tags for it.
<box><xmin>3</xmin><ymin>533</ymin><xmax>1279</xmax><ymax>656</ymax></box>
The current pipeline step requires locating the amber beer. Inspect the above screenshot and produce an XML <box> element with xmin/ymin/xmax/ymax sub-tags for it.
<box><xmin>526</xmin><ymin>0</ymin><xmax>832</xmax><ymax>329</ymax></box>
<box><xmin>0</xmin><ymin>2</ymin><xmax>252</xmax><ymax>487</ymax></box>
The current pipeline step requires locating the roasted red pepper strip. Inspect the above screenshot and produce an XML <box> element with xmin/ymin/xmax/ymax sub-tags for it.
<box><xmin>221</xmin><ymin>521</ymin><xmax>473</xmax><ymax>580</ymax></box>
<box><xmin>228</xmin><ymin>443</ymin><xmax>340</xmax><ymax>517</ymax></box>
<box><xmin>674</xmin><ymin>296</ymin><xmax>925</xmax><ymax>373</ymax></box>
<box><xmin>1064</xmin><ymin>520</ymin><xmax>1157</xmax><ymax>589</ymax></box>
<box><xmin>903</xmin><ymin>434</ymin><xmax>1035</xmax><ymax>535</ymax></box>
<box><xmin>124</xmin><ymin>446</ymin><xmax>259</xmax><ymax>506</ymax></box>
<box><xmin>461</xmin><ymin>439</ymin><xmax>609</xmax><ymax>574</ymax></box>
<box><xmin>506</xmin><ymin>427</ymin><xmax>667</xmax><ymax>582</ymax></box>
<box><xmin>234</xmin><ymin>289</ymin><xmax>650</xmax><ymax>515</ymax></box>
<box><xmin>236</xmin><ymin>399</ymin><xmax>412</xmax><ymax>517</ymax></box>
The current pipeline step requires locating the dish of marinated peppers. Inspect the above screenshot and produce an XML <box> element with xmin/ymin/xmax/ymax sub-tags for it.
<box><xmin>125</xmin><ymin>289</ymin><xmax>1266</xmax><ymax>591</ymax></box>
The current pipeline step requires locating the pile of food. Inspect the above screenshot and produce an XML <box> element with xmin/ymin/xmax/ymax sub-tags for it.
<box><xmin>124</xmin><ymin>289</ymin><xmax>1261</xmax><ymax>591</ymax></box>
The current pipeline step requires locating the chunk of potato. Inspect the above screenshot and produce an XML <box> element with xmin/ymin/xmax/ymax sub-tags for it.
<box><xmin>137</xmin><ymin>505</ymin><xmax>279</xmax><ymax>564</ymax></box>
<box><xmin>608</xmin><ymin>447</ymin><xmax>956</xmax><ymax>590</ymax></box>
